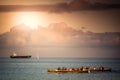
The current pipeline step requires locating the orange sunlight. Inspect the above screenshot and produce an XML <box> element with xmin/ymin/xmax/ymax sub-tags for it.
<box><xmin>15</xmin><ymin>12</ymin><xmax>41</xmax><ymax>29</ymax></box>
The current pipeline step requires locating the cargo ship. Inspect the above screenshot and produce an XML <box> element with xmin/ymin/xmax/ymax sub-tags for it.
<box><xmin>10</xmin><ymin>52</ymin><xmax>31</xmax><ymax>59</ymax></box>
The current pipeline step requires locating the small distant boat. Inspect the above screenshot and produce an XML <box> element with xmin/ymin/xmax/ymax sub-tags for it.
<box><xmin>10</xmin><ymin>52</ymin><xmax>31</xmax><ymax>59</ymax></box>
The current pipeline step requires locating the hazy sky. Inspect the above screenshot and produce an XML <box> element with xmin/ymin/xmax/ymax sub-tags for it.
<box><xmin>0</xmin><ymin>0</ymin><xmax>120</xmax><ymax>58</ymax></box>
<box><xmin>0</xmin><ymin>0</ymin><xmax>120</xmax><ymax>34</ymax></box>
<box><xmin>0</xmin><ymin>0</ymin><xmax>68</xmax><ymax>5</ymax></box>
<box><xmin>0</xmin><ymin>0</ymin><xmax>120</xmax><ymax>5</ymax></box>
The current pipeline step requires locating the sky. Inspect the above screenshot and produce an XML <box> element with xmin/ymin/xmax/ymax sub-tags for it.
<box><xmin>0</xmin><ymin>0</ymin><xmax>120</xmax><ymax>34</ymax></box>
<box><xmin>0</xmin><ymin>0</ymin><xmax>120</xmax><ymax>58</ymax></box>
<box><xmin>0</xmin><ymin>0</ymin><xmax>120</xmax><ymax>5</ymax></box>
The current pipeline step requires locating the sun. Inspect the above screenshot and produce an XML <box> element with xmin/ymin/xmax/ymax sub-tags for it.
<box><xmin>16</xmin><ymin>12</ymin><xmax>40</xmax><ymax>29</ymax></box>
<box><xmin>22</xmin><ymin>15</ymin><xmax>39</xmax><ymax>29</ymax></box>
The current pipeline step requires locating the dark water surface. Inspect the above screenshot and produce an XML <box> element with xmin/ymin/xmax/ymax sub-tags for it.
<box><xmin>0</xmin><ymin>58</ymin><xmax>120</xmax><ymax>80</ymax></box>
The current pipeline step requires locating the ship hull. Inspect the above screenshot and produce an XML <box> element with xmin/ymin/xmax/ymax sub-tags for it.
<box><xmin>10</xmin><ymin>56</ymin><xmax>31</xmax><ymax>59</ymax></box>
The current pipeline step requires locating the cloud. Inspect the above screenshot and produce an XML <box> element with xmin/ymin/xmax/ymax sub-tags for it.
<box><xmin>0</xmin><ymin>22</ymin><xmax>120</xmax><ymax>47</ymax></box>
<box><xmin>0</xmin><ymin>0</ymin><xmax>120</xmax><ymax>12</ymax></box>
<box><xmin>96</xmin><ymin>0</ymin><xmax>120</xmax><ymax>4</ymax></box>
<box><xmin>67</xmin><ymin>0</ymin><xmax>120</xmax><ymax>11</ymax></box>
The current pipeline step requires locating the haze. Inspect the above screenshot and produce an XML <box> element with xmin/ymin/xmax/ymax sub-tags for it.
<box><xmin>0</xmin><ymin>0</ymin><xmax>120</xmax><ymax>58</ymax></box>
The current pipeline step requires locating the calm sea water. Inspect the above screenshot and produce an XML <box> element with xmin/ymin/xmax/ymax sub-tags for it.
<box><xmin>0</xmin><ymin>58</ymin><xmax>120</xmax><ymax>80</ymax></box>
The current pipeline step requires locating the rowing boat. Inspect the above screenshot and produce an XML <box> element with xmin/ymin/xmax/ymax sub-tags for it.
<box><xmin>47</xmin><ymin>68</ymin><xmax>90</xmax><ymax>73</ymax></box>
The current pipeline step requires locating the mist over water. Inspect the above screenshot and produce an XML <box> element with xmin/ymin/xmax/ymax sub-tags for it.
<box><xmin>0</xmin><ymin>46</ymin><xmax>119</xmax><ymax>58</ymax></box>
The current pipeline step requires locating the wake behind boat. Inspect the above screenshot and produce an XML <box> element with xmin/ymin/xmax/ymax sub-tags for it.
<box><xmin>10</xmin><ymin>52</ymin><xmax>31</xmax><ymax>59</ymax></box>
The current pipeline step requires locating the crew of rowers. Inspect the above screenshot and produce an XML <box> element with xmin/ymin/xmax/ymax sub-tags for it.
<box><xmin>57</xmin><ymin>66</ymin><xmax>105</xmax><ymax>71</ymax></box>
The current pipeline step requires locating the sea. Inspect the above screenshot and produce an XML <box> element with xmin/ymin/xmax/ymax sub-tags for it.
<box><xmin>0</xmin><ymin>58</ymin><xmax>120</xmax><ymax>80</ymax></box>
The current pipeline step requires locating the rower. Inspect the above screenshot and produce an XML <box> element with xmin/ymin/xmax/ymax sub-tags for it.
<box><xmin>100</xmin><ymin>66</ymin><xmax>104</xmax><ymax>70</ymax></box>
<box><xmin>80</xmin><ymin>66</ymin><xmax>84</xmax><ymax>70</ymax></box>
<box><xmin>93</xmin><ymin>66</ymin><xmax>97</xmax><ymax>70</ymax></box>
<box><xmin>58</xmin><ymin>67</ymin><xmax>61</xmax><ymax>70</ymax></box>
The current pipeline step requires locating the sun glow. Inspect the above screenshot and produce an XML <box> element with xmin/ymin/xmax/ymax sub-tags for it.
<box><xmin>16</xmin><ymin>12</ymin><xmax>41</xmax><ymax>29</ymax></box>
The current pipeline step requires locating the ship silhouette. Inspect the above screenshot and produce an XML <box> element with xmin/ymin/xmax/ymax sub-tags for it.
<box><xmin>10</xmin><ymin>52</ymin><xmax>31</xmax><ymax>59</ymax></box>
